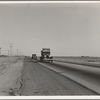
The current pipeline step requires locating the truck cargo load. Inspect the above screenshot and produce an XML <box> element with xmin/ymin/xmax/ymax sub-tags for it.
<box><xmin>40</xmin><ymin>48</ymin><xmax>53</xmax><ymax>62</ymax></box>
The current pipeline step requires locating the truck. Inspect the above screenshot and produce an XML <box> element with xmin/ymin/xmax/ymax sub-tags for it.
<box><xmin>32</xmin><ymin>54</ymin><xmax>37</xmax><ymax>60</ymax></box>
<box><xmin>40</xmin><ymin>48</ymin><xmax>53</xmax><ymax>62</ymax></box>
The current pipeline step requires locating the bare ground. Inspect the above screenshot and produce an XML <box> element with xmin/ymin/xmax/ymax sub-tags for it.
<box><xmin>0</xmin><ymin>57</ymin><xmax>24</xmax><ymax>96</ymax></box>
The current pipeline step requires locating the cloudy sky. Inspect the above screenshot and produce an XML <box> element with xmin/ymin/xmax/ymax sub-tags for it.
<box><xmin>0</xmin><ymin>3</ymin><xmax>100</xmax><ymax>56</ymax></box>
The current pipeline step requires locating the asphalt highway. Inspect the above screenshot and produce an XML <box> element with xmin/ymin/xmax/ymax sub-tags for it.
<box><xmin>20</xmin><ymin>58</ymin><xmax>97</xmax><ymax>95</ymax></box>
<box><xmin>39</xmin><ymin>61</ymin><xmax>100</xmax><ymax>94</ymax></box>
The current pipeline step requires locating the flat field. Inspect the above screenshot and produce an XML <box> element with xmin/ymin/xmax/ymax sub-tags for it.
<box><xmin>53</xmin><ymin>56</ymin><xmax>100</xmax><ymax>66</ymax></box>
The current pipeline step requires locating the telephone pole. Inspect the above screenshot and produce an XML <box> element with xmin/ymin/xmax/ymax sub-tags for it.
<box><xmin>0</xmin><ymin>47</ymin><xmax>1</xmax><ymax>56</ymax></box>
<box><xmin>8</xmin><ymin>50</ymin><xmax>9</xmax><ymax>56</ymax></box>
<box><xmin>10</xmin><ymin>43</ymin><xmax>13</xmax><ymax>56</ymax></box>
<box><xmin>17</xmin><ymin>49</ymin><xmax>18</xmax><ymax>56</ymax></box>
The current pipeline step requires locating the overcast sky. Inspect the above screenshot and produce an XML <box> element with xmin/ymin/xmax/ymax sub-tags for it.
<box><xmin>0</xmin><ymin>3</ymin><xmax>100</xmax><ymax>56</ymax></box>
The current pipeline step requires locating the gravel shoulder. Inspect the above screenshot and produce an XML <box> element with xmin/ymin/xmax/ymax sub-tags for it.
<box><xmin>0</xmin><ymin>57</ymin><xmax>24</xmax><ymax>96</ymax></box>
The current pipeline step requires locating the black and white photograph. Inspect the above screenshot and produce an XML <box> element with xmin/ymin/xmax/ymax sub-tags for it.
<box><xmin>0</xmin><ymin>2</ymin><xmax>100</xmax><ymax>96</ymax></box>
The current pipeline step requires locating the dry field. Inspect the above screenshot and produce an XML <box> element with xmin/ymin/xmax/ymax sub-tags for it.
<box><xmin>53</xmin><ymin>56</ymin><xmax>100</xmax><ymax>67</ymax></box>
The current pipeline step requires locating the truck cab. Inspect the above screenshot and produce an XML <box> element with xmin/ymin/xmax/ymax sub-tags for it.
<box><xmin>40</xmin><ymin>48</ymin><xmax>53</xmax><ymax>62</ymax></box>
<box><xmin>32</xmin><ymin>54</ymin><xmax>37</xmax><ymax>60</ymax></box>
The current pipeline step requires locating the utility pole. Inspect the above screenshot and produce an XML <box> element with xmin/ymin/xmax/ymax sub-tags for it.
<box><xmin>8</xmin><ymin>50</ymin><xmax>9</xmax><ymax>56</ymax></box>
<box><xmin>13</xmin><ymin>51</ymin><xmax>14</xmax><ymax>56</ymax></box>
<box><xmin>17</xmin><ymin>49</ymin><xmax>18</xmax><ymax>56</ymax></box>
<box><xmin>10</xmin><ymin>43</ymin><xmax>13</xmax><ymax>56</ymax></box>
<box><xmin>0</xmin><ymin>47</ymin><xmax>1</xmax><ymax>56</ymax></box>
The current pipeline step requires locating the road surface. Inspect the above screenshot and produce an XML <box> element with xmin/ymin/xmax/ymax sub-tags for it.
<box><xmin>20</xmin><ymin>58</ymin><xmax>97</xmax><ymax>95</ymax></box>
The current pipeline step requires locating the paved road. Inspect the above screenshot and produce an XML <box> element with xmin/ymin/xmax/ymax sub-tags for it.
<box><xmin>40</xmin><ymin>61</ymin><xmax>100</xmax><ymax>94</ymax></box>
<box><xmin>21</xmin><ymin>58</ymin><xmax>96</xmax><ymax>95</ymax></box>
